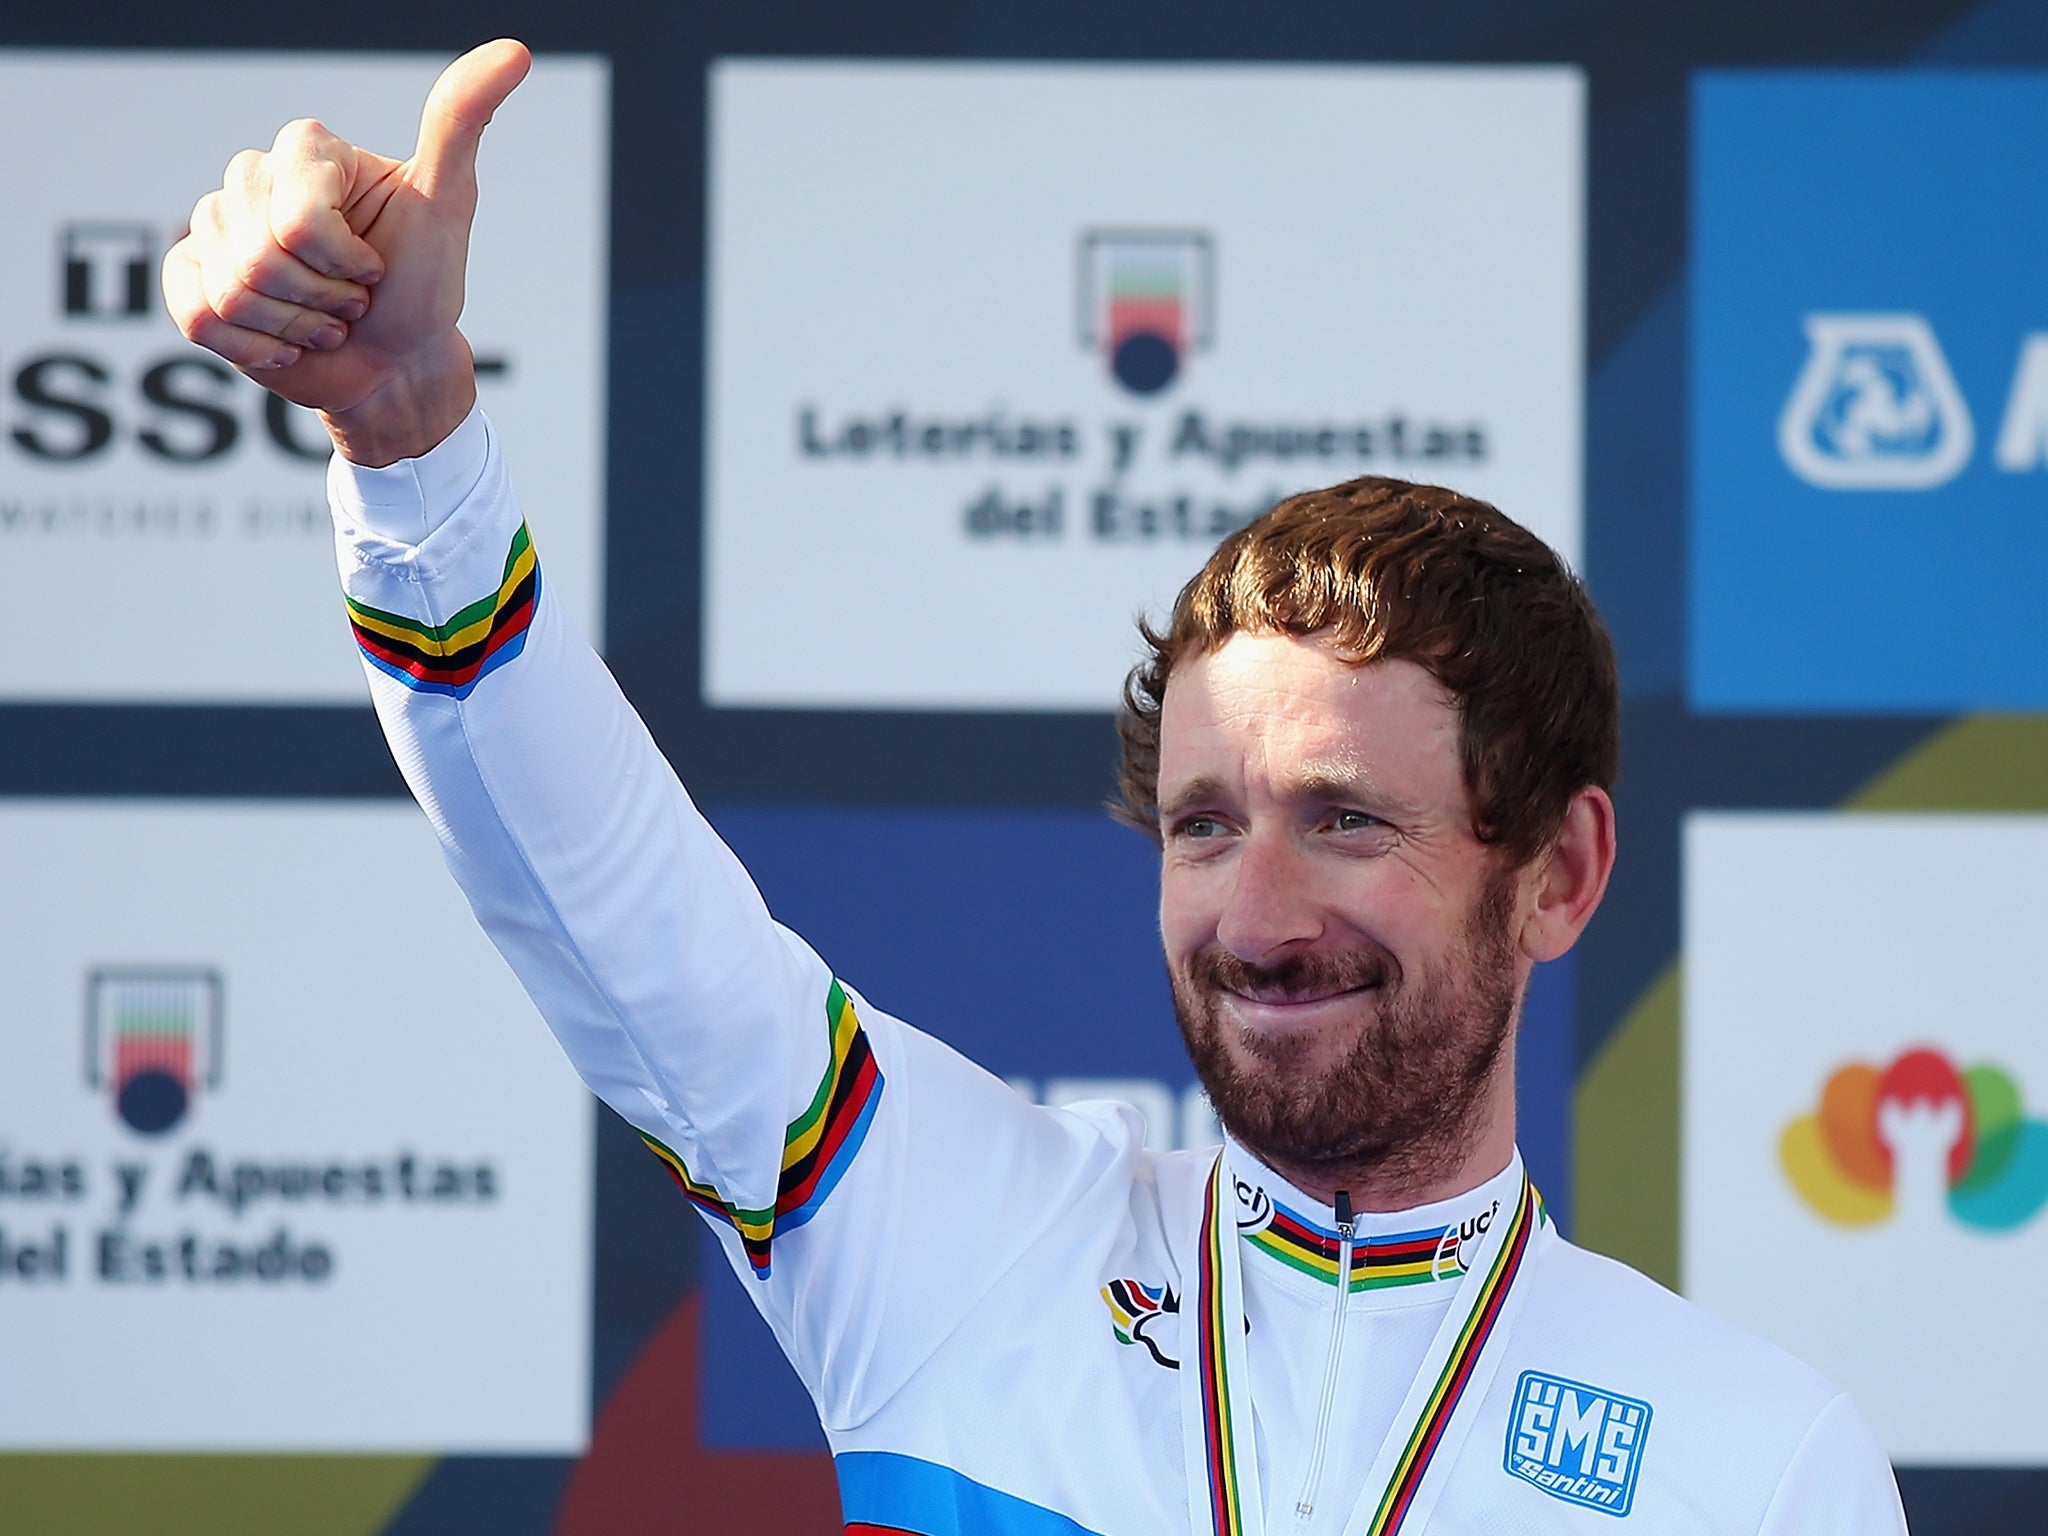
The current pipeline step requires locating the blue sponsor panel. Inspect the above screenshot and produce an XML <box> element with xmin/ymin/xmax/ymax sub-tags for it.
<box><xmin>694</xmin><ymin>804</ymin><xmax>1576</xmax><ymax>1449</ymax></box>
<box><xmin>1691</xmin><ymin>74</ymin><xmax>2048</xmax><ymax>712</ymax></box>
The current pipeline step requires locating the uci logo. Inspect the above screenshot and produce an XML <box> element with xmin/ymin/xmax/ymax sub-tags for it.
<box><xmin>1232</xmin><ymin>1174</ymin><xmax>1272</xmax><ymax>1232</ymax></box>
<box><xmin>1459</xmin><ymin>1199</ymin><xmax>1499</xmax><ymax>1245</ymax></box>
<box><xmin>1430</xmin><ymin>1197</ymin><xmax>1500</xmax><ymax>1276</ymax></box>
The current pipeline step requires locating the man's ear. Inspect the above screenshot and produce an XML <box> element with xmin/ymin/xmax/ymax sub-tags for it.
<box><xmin>1517</xmin><ymin>786</ymin><xmax>1616</xmax><ymax>964</ymax></box>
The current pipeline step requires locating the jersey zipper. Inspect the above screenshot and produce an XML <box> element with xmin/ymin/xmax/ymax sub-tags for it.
<box><xmin>1292</xmin><ymin>1190</ymin><xmax>1354</xmax><ymax>1528</ymax></box>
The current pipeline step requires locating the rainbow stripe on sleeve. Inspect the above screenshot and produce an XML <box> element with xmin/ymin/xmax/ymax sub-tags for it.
<box><xmin>347</xmin><ymin>522</ymin><xmax>540</xmax><ymax>697</ymax></box>
<box><xmin>640</xmin><ymin>978</ymin><xmax>883</xmax><ymax>1279</ymax></box>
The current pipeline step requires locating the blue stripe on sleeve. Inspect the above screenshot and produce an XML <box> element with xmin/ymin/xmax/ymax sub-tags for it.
<box><xmin>836</xmin><ymin>1451</ymin><xmax>1107</xmax><ymax>1536</ymax></box>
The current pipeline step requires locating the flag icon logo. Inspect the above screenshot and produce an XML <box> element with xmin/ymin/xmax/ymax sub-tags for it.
<box><xmin>85</xmin><ymin>966</ymin><xmax>223</xmax><ymax>1135</ymax></box>
<box><xmin>1078</xmin><ymin>230</ymin><xmax>1214</xmax><ymax>396</ymax></box>
<box><xmin>1780</xmin><ymin>1045</ymin><xmax>2048</xmax><ymax>1232</ymax></box>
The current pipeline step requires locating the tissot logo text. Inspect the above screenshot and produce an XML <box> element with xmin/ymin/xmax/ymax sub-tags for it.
<box><xmin>0</xmin><ymin>217</ymin><xmax>508</xmax><ymax>483</ymax></box>
<box><xmin>62</xmin><ymin>224</ymin><xmax>155</xmax><ymax>319</ymax></box>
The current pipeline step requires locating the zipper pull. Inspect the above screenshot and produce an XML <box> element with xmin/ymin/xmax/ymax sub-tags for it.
<box><xmin>1334</xmin><ymin>1189</ymin><xmax>1354</xmax><ymax>1238</ymax></box>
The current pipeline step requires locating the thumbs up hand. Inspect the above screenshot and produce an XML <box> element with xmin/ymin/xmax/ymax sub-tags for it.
<box><xmin>163</xmin><ymin>39</ymin><xmax>532</xmax><ymax>464</ymax></box>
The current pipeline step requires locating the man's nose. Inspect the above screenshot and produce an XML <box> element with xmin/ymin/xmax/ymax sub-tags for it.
<box><xmin>1213</xmin><ymin>830</ymin><xmax>1323</xmax><ymax>964</ymax></box>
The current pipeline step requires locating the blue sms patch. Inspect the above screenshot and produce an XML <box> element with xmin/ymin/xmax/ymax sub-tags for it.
<box><xmin>1504</xmin><ymin>1370</ymin><xmax>1652</xmax><ymax>1517</ymax></box>
<box><xmin>1690</xmin><ymin>74</ymin><xmax>2048</xmax><ymax>712</ymax></box>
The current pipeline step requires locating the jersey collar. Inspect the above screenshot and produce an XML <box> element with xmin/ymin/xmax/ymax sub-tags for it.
<box><xmin>1220</xmin><ymin>1139</ymin><xmax>1530</xmax><ymax>1300</ymax></box>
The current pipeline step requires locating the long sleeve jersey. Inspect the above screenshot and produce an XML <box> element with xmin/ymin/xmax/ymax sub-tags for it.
<box><xmin>327</xmin><ymin>407</ymin><xmax>1910</xmax><ymax>1536</ymax></box>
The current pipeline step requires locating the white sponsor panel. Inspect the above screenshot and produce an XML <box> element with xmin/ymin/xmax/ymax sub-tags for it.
<box><xmin>0</xmin><ymin>802</ymin><xmax>592</xmax><ymax>1451</ymax></box>
<box><xmin>1683</xmin><ymin>813</ymin><xmax>2048</xmax><ymax>1464</ymax></box>
<box><xmin>705</xmin><ymin>63</ymin><xmax>1583</xmax><ymax>710</ymax></box>
<box><xmin>0</xmin><ymin>52</ymin><xmax>607</xmax><ymax>702</ymax></box>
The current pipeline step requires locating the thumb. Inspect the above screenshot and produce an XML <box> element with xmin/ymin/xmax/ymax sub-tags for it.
<box><xmin>411</xmin><ymin>38</ymin><xmax>533</xmax><ymax>199</ymax></box>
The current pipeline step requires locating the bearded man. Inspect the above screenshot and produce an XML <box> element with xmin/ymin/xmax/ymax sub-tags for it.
<box><xmin>164</xmin><ymin>40</ymin><xmax>1910</xmax><ymax>1535</ymax></box>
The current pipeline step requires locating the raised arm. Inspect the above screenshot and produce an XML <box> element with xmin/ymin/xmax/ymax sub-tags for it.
<box><xmin>162</xmin><ymin>37</ymin><xmax>530</xmax><ymax>465</ymax></box>
<box><xmin>160</xmin><ymin>33</ymin><xmax>872</xmax><ymax>1345</ymax></box>
<box><xmin>161</xmin><ymin>46</ymin><xmax>1131</xmax><ymax>1431</ymax></box>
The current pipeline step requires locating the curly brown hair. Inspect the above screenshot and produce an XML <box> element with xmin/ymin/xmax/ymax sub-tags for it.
<box><xmin>1114</xmin><ymin>475</ymin><xmax>1618</xmax><ymax>867</ymax></box>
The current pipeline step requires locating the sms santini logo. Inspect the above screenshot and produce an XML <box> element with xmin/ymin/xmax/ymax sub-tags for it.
<box><xmin>1781</xmin><ymin>1046</ymin><xmax>2048</xmax><ymax>1232</ymax></box>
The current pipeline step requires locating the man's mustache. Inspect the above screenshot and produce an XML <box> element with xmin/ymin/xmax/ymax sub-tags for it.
<box><xmin>1190</xmin><ymin>945</ymin><xmax>1396</xmax><ymax>1004</ymax></box>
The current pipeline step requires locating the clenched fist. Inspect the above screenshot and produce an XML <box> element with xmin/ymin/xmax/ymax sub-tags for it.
<box><xmin>162</xmin><ymin>39</ymin><xmax>531</xmax><ymax>465</ymax></box>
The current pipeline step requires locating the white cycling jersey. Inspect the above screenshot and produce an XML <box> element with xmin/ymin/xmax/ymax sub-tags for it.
<box><xmin>328</xmin><ymin>407</ymin><xmax>1910</xmax><ymax>1536</ymax></box>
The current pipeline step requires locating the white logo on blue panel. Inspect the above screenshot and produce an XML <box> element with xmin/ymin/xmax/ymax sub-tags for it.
<box><xmin>1779</xmin><ymin>313</ymin><xmax>1974</xmax><ymax>489</ymax></box>
<box><xmin>1504</xmin><ymin>1370</ymin><xmax>1652</xmax><ymax>1517</ymax></box>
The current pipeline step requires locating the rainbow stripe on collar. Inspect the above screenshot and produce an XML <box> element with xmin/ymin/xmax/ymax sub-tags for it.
<box><xmin>1245</xmin><ymin>1203</ymin><xmax>1467</xmax><ymax>1292</ymax></box>
<box><xmin>1192</xmin><ymin>1166</ymin><xmax>1541</xmax><ymax>1536</ymax></box>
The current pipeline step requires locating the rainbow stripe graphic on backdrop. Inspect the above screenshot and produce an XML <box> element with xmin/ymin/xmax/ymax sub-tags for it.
<box><xmin>1077</xmin><ymin>230</ymin><xmax>1213</xmax><ymax>397</ymax></box>
<box><xmin>346</xmin><ymin>522</ymin><xmax>539</xmax><ymax>697</ymax></box>
<box><xmin>1781</xmin><ymin>1044</ymin><xmax>2048</xmax><ymax>1231</ymax></box>
<box><xmin>641</xmin><ymin>979</ymin><xmax>883</xmax><ymax>1277</ymax></box>
<box><xmin>86</xmin><ymin>967</ymin><xmax>222</xmax><ymax>1135</ymax></box>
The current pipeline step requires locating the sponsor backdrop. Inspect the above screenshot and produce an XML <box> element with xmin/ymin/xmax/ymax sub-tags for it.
<box><xmin>2</xmin><ymin>4</ymin><xmax>2046</xmax><ymax>1535</ymax></box>
<box><xmin>1691</xmin><ymin>74</ymin><xmax>2048</xmax><ymax>713</ymax></box>
<box><xmin>0</xmin><ymin>52</ymin><xmax>607</xmax><ymax>703</ymax></box>
<box><xmin>1684</xmin><ymin>814</ymin><xmax>2048</xmax><ymax>1465</ymax></box>
<box><xmin>706</xmin><ymin>63</ymin><xmax>1581</xmax><ymax>710</ymax></box>
<box><xmin>0</xmin><ymin>801</ymin><xmax>593</xmax><ymax>1451</ymax></box>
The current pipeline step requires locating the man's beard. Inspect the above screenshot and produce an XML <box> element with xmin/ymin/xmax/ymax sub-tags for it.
<box><xmin>1171</xmin><ymin>873</ymin><xmax>1520</xmax><ymax>1192</ymax></box>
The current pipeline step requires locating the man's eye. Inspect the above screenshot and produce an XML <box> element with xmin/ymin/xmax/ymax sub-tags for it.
<box><xmin>1175</xmin><ymin>815</ymin><xmax>1223</xmax><ymax>839</ymax></box>
<box><xmin>1332</xmin><ymin>810</ymin><xmax>1382</xmax><ymax>832</ymax></box>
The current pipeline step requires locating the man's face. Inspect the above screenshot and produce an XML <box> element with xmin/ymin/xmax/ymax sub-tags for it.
<box><xmin>1156</xmin><ymin>633</ymin><xmax>1530</xmax><ymax>1189</ymax></box>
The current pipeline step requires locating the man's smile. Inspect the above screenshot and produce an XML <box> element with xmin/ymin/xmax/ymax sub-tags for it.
<box><xmin>1200</xmin><ymin>954</ymin><xmax>1394</xmax><ymax>1044</ymax></box>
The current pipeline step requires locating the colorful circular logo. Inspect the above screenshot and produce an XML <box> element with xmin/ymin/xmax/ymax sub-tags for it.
<box><xmin>1780</xmin><ymin>1045</ymin><xmax>2048</xmax><ymax>1231</ymax></box>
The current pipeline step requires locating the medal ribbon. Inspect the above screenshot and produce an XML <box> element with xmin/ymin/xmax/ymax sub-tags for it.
<box><xmin>1180</xmin><ymin>1150</ymin><xmax>1539</xmax><ymax>1536</ymax></box>
<box><xmin>1185</xmin><ymin>1154</ymin><xmax>1263</xmax><ymax>1536</ymax></box>
<box><xmin>1349</xmin><ymin>1172</ymin><xmax>1537</xmax><ymax>1534</ymax></box>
